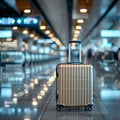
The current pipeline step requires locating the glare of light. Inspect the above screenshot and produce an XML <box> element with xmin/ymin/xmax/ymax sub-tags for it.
<box><xmin>12</xmin><ymin>26</ymin><xmax>18</xmax><ymax>30</ymax></box>
<box><xmin>4</xmin><ymin>104</ymin><xmax>10</xmax><ymax>107</ymax></box>
<box><xmin>24</xmin><ymin>9</ymin><xmax>31</xmax><ymax>14</ymax></box>
<box><xmin>24</xmin><ymin>117</ymin><xmax>30</xmax><ymax>120</ymax></box>
<box><xmin>33</xmin><ymin>108</ymin><xmax>38</xmax><ymax>112</ymax></box>
<box><xmin>80</xmin><ymin>8</ymin><xmax>87</xmax><ymax>13</ymax></box>
<box><xmin>74</xmin><ymin>30</ymin><xmax>80</xmax><ymax>34</ymax></box>
<box><xmin>18</xmin><ymin>77</ymin><xmax>23</xmax><ymax>81</ymax></box>
<box><xmin>33</xmin><ymin>19</ymin><xmax>38</xmax><ymax>24</ymax></box>
<box><xmin>40</xmin><ymin>90</ymin><xmax>45</xmax><ymax>96</ymax></box>
<box><xmin>77</xmin><ymin>19</ymin><xmax>84</xmax><ymax>23</ymax></box>
<box><xmin>23</xmin><ymin>30</ymin><xmax>28</xmax><ymax>34</ymax></box>
<box><xmin>43</xmin><ymin>86</ymin><xmax>48</xmax><ymax>92</ymax></box>
<box><xmin>6</xmin><ymin>38</ymin><xmax>12</xmax><ymax>41</ymax></box>
<box><xmin>47</xmin><ymin>74</ymin><xmax>56</xmax><ymax>86</ymax></box>
<box><xmin>45</xmin><ymin>30</ymin><xmax>51</xmax><ymax>34</ymax></box>
<box><xmin>40</xmin><ymin>25</ymin><xmax>46</xmax><ymax>30</ymax></box>
<box><xmin>24</xmin><ymin>108</ymin><xmax>30</xmax><ymax>113</ymax></box>
<box><xmin>22</xmin><ymin>47</ymin><xmax>25</xmax><ymax>51</ymax></box>
<box><xmin>73</xmin><ymin>34</ymin><xmax>79</xmax><ymax>38</ymax></box>
<box><xmin>101</xmin><ymin>30</ymin><xmax>120</xmax><ymax>37</ymax></box>
<box><xmin>49</xmin><ymin>33</ymin><xmax>54</xmax><ymax>37</ymax></box>
<box><xmin>24</xmin><ymin>89</ymin><xmax>29</xmax><ymax>94</ymax></box>
<box><xmin>43</xmin><ymin>84</ymin><xmax>47</xmax><ymax>87</ymax></box>
<box><xmin>37</xmin><ymin>95</ymin><xmax>42</xmax><ymax>99</ymax></box>
<box><xmin>29</xmin><ymin>33</ymin><xmax>35</xmax><ymax>38</ymax></box>
<box><xmin>47</xmin><ymin>82</ymin><xmax>51</xmax><ymax>86</ymax></box>
<box><xmin>4</xmin><ymin>101</ymin><xmax>10</xmax><ymax>107</ymax></box>
<box><xmin>73</xmin><ymin>38</ymin><xmax>78</xmax><ymax>41</ymax></box>
<box><xmin>34</xmin><ymin>36</ymin><xmax>38</xmax><ymax>40</ymax></box>
<box><xmin>30</xmin><ymin>82</ymin><xmax>34</xmax><ymax>89</ymax></box>
<box><xmin>102</xmin><ymin>38</ymin><xmax>108</xmax><ymax>47</ymax></box>
<box><xmin>101</xmin><ymin>89</ymin><xmax>120</xmax><ymax>100</ymax></box>
<box><xmin>17</xmin><ymin>19</ymin><xmax>22</xmax><ymax>24</ymax></box>
<box><xmin>13</xmin><ymin>93</ymin><xmax>18</xmax><ymax>97</ymax></box>
<box><xmin>13</xmin><ymin>98</ymin><xmax>17</xmax><ymax>104</ymax></box>
<box><xmin>24</xmin><ymin>84</ymin><xmax>28</xmax><ymax>88</ymax></box>
<box><xmin>17</xmin><ymin>108</ymin><xmax>22</xmax><ymax>113</ymax></box>
<box><xmin>32</xmin><ymin>98</ymin><xmax>38</xmax><ymax>106</ymax></box>
<box><xmin>34</xmin><ymin>78</ymin><xmax>39</xmax><ymax>85</ymax></box>
<box><xmin>11</xmin><ymin>19</ymin><xmax>15</xmax><ymax>24</ymax></box>
<box><xmin>49</xmin><ymin>76</ymin><xmax>54</xmax><ymax>82</ymax></box>
<box><xmin>11</xmin><ymin>108</ymin><xmax>15</xmax><ymax>113</ymax></box>
<box><xmin>52</xmin><ymin>38</ymin><xmax>63</xmax><ymax>47</ymax></box>
<box><xmin>73</xmin><ymin>35</ymin><xmax>79</xmax><ymax>40</ymax></box>
<box><xmin>22</xmin><ymin>41</ymin><xmax>26</xmax><ymax>46</ymax></box>
<box><xmin>75</xmin><ymin>25</ymin><xmax>82</xmax><ymax>30</ymax></box>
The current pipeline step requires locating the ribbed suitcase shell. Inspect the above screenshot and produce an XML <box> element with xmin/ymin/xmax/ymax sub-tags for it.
<box><xmin>56</xmin><ymin>63</ymin><xmax>93</xmax><ymax>107</ymax></box>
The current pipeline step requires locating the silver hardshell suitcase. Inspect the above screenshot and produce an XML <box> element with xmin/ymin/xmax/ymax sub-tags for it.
<box><xmin>56</xmin><ymin>41</ymin><xmax>94</xmax><ymax>111</ymax></box>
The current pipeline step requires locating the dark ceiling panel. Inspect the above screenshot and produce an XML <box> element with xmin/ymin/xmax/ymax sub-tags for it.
<box><xmin>0</xmin><ymin>1</ymin><xmax>21</xmax><ymax>17</ymax></box>
<box><xmin>32</xmin><ymin>0</ymin><xmax>71</xmax><ymax>46</ymax></box>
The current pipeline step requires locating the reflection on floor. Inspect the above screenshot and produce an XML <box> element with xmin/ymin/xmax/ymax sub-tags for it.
<box><xmin>0</xmin><ymin>60</ymin><xmax>120</xmax><ymax>120</ymax></box>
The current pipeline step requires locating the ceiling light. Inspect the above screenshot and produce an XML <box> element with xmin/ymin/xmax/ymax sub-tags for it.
<box><xmin>40</xmin><ymin>25</ymin><xmax>46</xmax><ymax>30</ymax></box>
<box><xmin>52</xmin><ymin>38</ymin><xmax>63</xmax><ymax>47</ymax></box>
<box><xmin>13</xmin><ymin>93</ymin><xmax>18</xmax><ymax>97</ymax></box>
<box><xmin>74</xmin><ymin>30</ymin><xmax>80</xmax><ymax>34</ymax></box>
<box><xmin>30</xmin><ymin>33</ymin><xmax>35</xmax><ymax>38</ymax></box>
<box><xmin>24</xmin><ymin>9</ymin><xmax>31</xmax><ymax>14</ymax></box>
<box><xmin>49</xmin><ymin>33</ymin><xmax>54</xmax><ymax>37</ymax></box>
<box><xmin>23</xmin><ymin>30</ymin><xmax>28</xmax><ymax>34</ymax></box>
<box><xmin>34</xmin><ymin>36</ymin><xmax>39</xmax><ymax>40</ymax></box>
<box><xmin>77</xmin><ymin>19</ymin><xmax>84</xmax><ymax>23</ymax></box>
<box><xmin>75</xmin><ymin>25</ymin><xmax>82</xmax><ymax>30</ymax></box>
<box><xmin>45</xmin><ymin>30</ymin><xmax>51</xmax><ymax>34</ymax></box>
<box><xmin>73</xmin><ymin>34</ymin><xmax>79</xmax><ymax>38</ymax></box>
<box><xmin>12</xmin><ymin>26</ymin><xmax>18</xmax><ymax>30</ymax></box>
<box><xmin>80</xmin><ymin>8</ymin><xmax>87</xmax><ymax>13</ymax></box>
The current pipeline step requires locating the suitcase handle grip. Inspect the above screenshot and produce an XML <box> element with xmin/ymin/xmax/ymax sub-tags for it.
<box><xmin>68</xmin><ymin>41</ymin><xmax>82</xmax><ymax>63</ymax></box>
<box><xmin>69</xmin><ymin>41</ymin><xmax>81</xmax><ymax>44</ymax></box>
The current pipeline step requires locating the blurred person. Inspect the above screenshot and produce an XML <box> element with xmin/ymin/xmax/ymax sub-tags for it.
<box><xmin>117</xmin><ymin>48</ymin><xmax>120</xmax><ymax>61</ymax></box>
<box><xmin>87</xmin><ymin>48</ymin><xmax>93</xmax><ymax>64</ymax></box>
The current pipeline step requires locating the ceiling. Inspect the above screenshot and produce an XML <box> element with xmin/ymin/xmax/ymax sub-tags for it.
<box><xmin>0</xmin><ymin>0</ymin><xmax>119</xmax><ymax>47</ymax></box>
<box><xmin>31</xmin><ymin>0</ymin><xmax>93</xmax><ymax>45</ymax></box>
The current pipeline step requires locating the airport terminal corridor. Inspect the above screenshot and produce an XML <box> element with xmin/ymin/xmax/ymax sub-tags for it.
<box><xmin>0</xmin><ymin>0</ymin><xmax>120</xmax><ymax>120</ymax></box>
<box><xmin>0</xmin><ymin>58</ymin><xmax>120</xmax><ymax>120</ymax></box>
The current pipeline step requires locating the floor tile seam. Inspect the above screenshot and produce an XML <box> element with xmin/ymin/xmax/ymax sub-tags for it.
<box><xmin>37</xmin><ymin>87</ymin><xmax>55</xmax><ymax>120</ymax></box>
<box><xmin>94</xmin><ymin>91</ymin><xmax>112</xmax><ymax>120</ymax></box>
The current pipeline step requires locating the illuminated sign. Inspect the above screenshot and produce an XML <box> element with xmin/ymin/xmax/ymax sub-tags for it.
<box><xmin>0</xmin><ymin>30</ymin><xmax>12</xmax><ymax>38</ymax></box>
<box><xmin>101</xmin><ymin>30</ymin><xmax>120</xmax><ymax>37</ymax></box>
<box><xmin>0</xmin><ymin>17</ymin><xmax>40</xmax><ymax>27</ymax></box>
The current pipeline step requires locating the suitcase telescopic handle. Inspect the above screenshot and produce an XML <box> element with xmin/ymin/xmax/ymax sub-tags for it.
<box><xmin>68</xmin><ymin>41</ymin><xmax>82</xmax><ymax>63</ymax></box>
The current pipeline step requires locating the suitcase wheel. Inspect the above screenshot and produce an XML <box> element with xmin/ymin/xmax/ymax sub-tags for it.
<box><xmin>56</xmin><ymin>105</ymin><xmax>62</xmax><ymax>111</ymax></box>
<box><xmin>84</xmin><ymin>105</ymin><xmax>92</xmax><ymax>111</ymax></box>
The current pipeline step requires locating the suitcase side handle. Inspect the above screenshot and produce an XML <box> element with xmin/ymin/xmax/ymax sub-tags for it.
<box><xmin>68</xmin><ymin>41</ymin><xmax>82</xmax><ymax>63</ymax></box>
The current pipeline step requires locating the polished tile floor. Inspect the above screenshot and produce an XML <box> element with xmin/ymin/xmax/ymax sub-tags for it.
<box><xmin>0</xmin><ymin>59</ymin><xmax>120</xmax><ymax>120</ymax></box>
